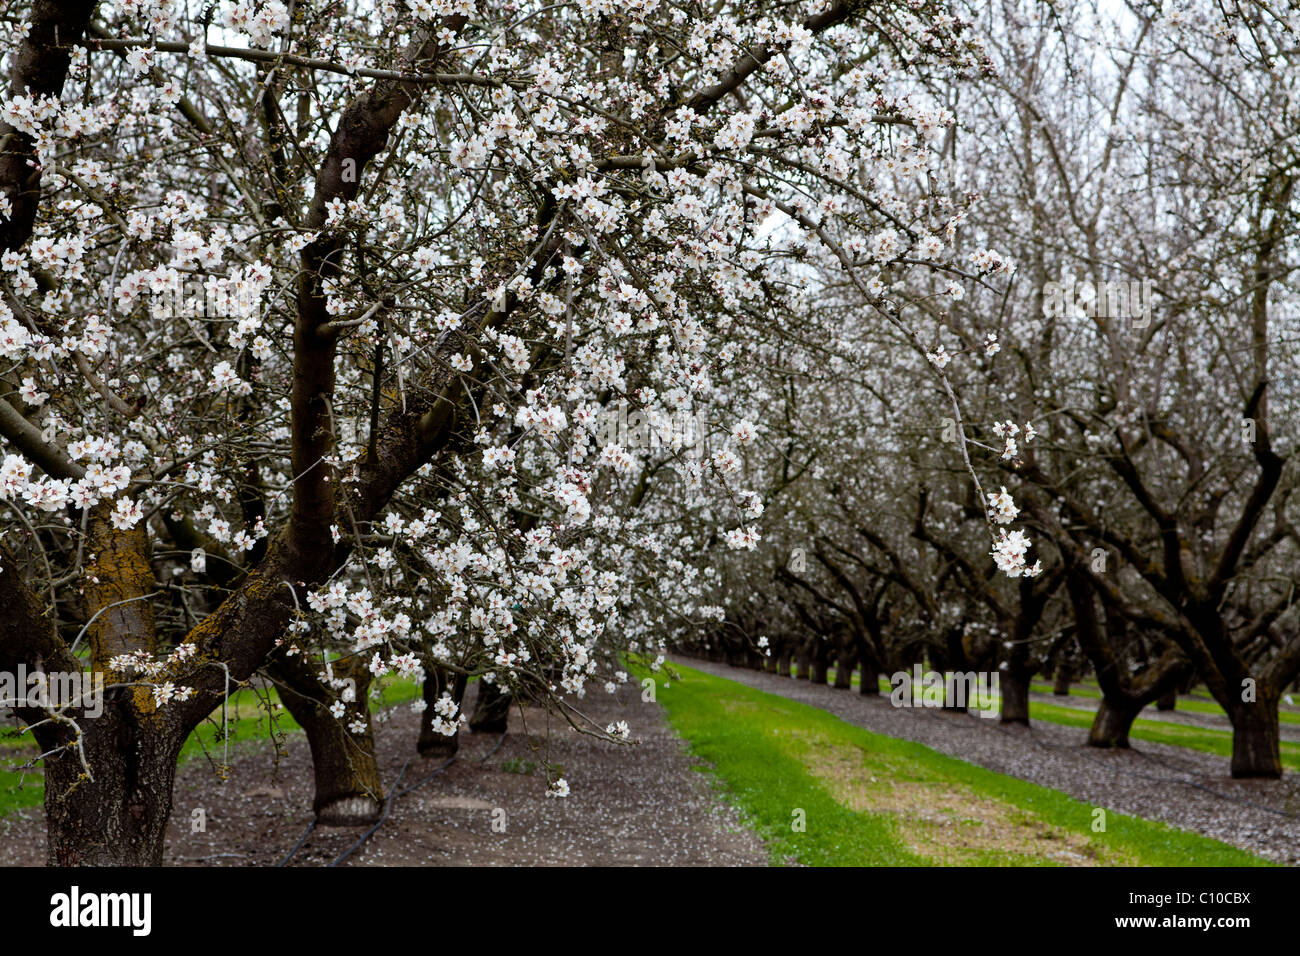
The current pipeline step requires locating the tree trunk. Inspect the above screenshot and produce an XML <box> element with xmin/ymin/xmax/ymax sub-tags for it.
<box><xmin>859</xmin><ymin>661</ymin><xmax>880</xmax><ymax>695</ymax></box>
<box><xmin>1156</xmin><ymin>688</ymin><xmax>1176</xmax><ymax>711</ymax></box>
<box><xmin>42</xmin><ymin>705</ymin><xmax>182</xmax><ymax>865</ymax></box>
<box><xmin>469</xmin><ymin>679</ymin><xmax>511</xmax><ymax>733</ymax></box>
<box><xmin>833</xmin><ymin>656</ymin><xmax>853</xmax><ymax>689</ymax></box>
<box><xmin>418</xmin><ymin>666</ymin><xmax>468</xmax><ymax>759</ymax></box>
<box><xmin>810</xmin><ymin>651</ymin><xmax>828</xmax><ymax>685</ymax></box>
<box><xmin>940</xmin><ymin>672</ymin><xmax>969</xmax><ymax>713</ymax></box>
<box><xmin>1088</xmin><ymin>698</ymin><xmax>1140</xmax><ymax>748</ymax></box>
<box><xmin>796</xmin><ymin>644</ymin><xmax>811</xmax><ymax>679</ymax></box>
<box><xmin>1229</xmin><ymin>698</ymin><xmax>1282</xmax><ymax>779</ymax></box>
<box><xmin>1000</xmin><ymin>669</ymin><xmax>1030</xmax><ymax>725</ymax></box>
<box><xmin>1053</xmin><ymin>661</ymin><xmax>1071</xmax><ymax>696</ymax></box>
<box><xmin>775</xmin><ymin>647</ymin><xmax>791</xmax><ymax>677</ymax></box>
<box><xmin>269</xmin><ymin>654</ymin><xmax>384</xmax><ymax>826</ymax></box>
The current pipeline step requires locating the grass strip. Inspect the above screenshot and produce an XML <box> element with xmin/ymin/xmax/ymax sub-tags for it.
<box><xmin>641</xmin><ymin>661</ymin><xmax>1272</xmax><ymax>867</ymax></box>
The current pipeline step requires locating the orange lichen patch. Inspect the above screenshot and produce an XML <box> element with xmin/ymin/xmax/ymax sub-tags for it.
<box><xmin>130</xmin><ymin>683</ymin><xmax>159</xmax><ymax>717</ymax></box>
<box><xmin>84</xmin><ymin>503</ymin><xmax>157</xmax><ymax>669</ymax></box>
<box><xmin>181</xmin><ymin>612</ymin><xmax>223</xmax><ymax>651</ymax></box>
<box><xmin>790</xmin><ymin>734</ymin><xmax>1127</xmax><ymax>866</ymax></box>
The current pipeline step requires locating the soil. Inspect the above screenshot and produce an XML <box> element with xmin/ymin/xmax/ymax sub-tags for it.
<box><xmin>8</xmin><ymin>658</ymin><xmax>1295</xmax><ymax>867</ymax></box>
<box><xmin>0</xmin><ymin>681</ymin><xmax>769</xmax><ymax>867</ymax></box>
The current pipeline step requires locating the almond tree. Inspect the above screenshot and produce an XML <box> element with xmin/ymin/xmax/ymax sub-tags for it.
<box><xmin>947</xmin><ymin>0</ymin><xmax>1300</xmax><ymax>774</ymax></box>
<box><xmin>0</xmin><ymin>0</ymin><xmax>994</xmax><ymax>863</ymax></box>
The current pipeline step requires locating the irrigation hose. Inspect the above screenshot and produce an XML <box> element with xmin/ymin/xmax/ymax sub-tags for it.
<box><xmin>277</xmin><ymin>819</ymin><xmax>317</xmax><ymax>867</ymax></box>
<box><xmin>329</xmin><ymin>758</ymin><xmax>412</xmax><ymax>867</ymax></box>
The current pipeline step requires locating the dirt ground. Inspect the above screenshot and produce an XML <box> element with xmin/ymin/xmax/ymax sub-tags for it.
<box><xmin>0</xmin><ymin>681</ymin><xmax>769</xmax><ymax>867</ymax></box>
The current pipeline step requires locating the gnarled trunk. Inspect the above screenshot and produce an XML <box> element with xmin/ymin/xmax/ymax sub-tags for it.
<box><xmin>1066</xmin><ymin>568</ymin><xmax>1188</xmax><ymax>750</ymax></box>
<box><xmin>1053</xmin><ymin>661</ymin><xmax>1071</xmax><ymax>696</ymax></box>
<box><xmin>1229</xmin><ymin>697</ymin><xmax>1282</xmax><ymax>779</ymax></box>
<box><xmin>1000</xmin><ymin>669</ymin><xmax>1030</xmax><ymax>725</ymax></box>
<box><xmin>859</xmin><ymin>661</ymin><xmax>881</xmax><ymax>695</ymax></box>
<box><xmin>42</xmin><ymin>704</ymin><xmax>182</xmax><ymax>866</ymax></box>
<box><xmin>810</xmin><ymin>647</ymin><xmax>828</xmax><ymax>685</ymax></box>
<box><xmin>1088</xmin><ymin>698</ymin><xmax>1140</xmax><ymax>748</ymax></box>
<box><xmin>1156</xmin><ymin>688</ymin><xmax>1176</xmax><ymax>711</ymax></box>
<box><xmin>269</xmin><ymin>653</ymin><xmax>383</xmax><ymax>826</ymax></box>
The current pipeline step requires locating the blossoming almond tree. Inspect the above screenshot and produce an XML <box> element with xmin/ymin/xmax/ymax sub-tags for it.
<box><xmin>0</xmin><ymin>0</ymin><xmax>1003</xmax><ymax>863</ymax></box>
<box><xmin>676</xmin><ymin>0</ymin><xmax>1298</xmax><ymax>778</ymax></box>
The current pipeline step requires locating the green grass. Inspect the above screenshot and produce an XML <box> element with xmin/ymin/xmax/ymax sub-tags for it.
<box><xmin>1027</xmin><ymin>678</ymin><xmax>1300</xmax><ymax>725</ymax></box>
<box><xmin>641</xmin><ymin>661</ymin><xmax>1272</xmax><ymax>867</ymax></box>
<box><xmin>824</xmin><ymin>667</ymin><xmax>1299</xmax><ymax>769</ymax></box>
<box><xmin>1027</xmin><ymin>699</ymin><xmax>1300</xmax><ymax>771</ymax></box>
<box><xmin>0</xmin><ymin>677</ymin><xmax>420</xmax><ymax>819</ymax></box>
<box><xmin>838</xmin><ymin>668</ymin><xmax>1300</xmax><ymax>724</ymax></box>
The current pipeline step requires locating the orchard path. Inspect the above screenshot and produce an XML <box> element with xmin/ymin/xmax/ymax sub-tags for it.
<box><xmin>679</xmin><ymin>658</ymin><xmax>1300</xmax><ymax>865</ymax></box>
<box><xmin>0</xmin><ymin>681</ymin><xmax>768</xmax><ymax>867</ymax></box>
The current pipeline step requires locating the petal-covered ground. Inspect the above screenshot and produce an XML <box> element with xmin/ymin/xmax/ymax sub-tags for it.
<box><xmin>0</xmin><ymin>681</ymin><xmax>767</xmax><ymax>867</ymax></box>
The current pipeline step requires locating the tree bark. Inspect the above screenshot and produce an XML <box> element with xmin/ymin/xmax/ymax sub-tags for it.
<box><xmin>1053</xmin><ymin>661</ymin><xmax>1071</xmax><ymax>696</ymax></box>
<box><xmin>859</xmin><ymin>661</ymin><xmax>881</xmax><ymax>695</ymax></box>
<box><xmin>269</xmin><ymin>653</ymin><xmax>384</xmax><ymax>826</ymax></box>
<box><xmin>469</xmin><ymin>679</ymin><xmax>511</xmax><ymax>733</ymax></box>
<box><xmin>1000</xmin><ymin>668</ymin><xmax>1031</xmax><ymax>725</ymax></box>
<box><xmin>1229</xmin><ymin>697</ymin><xmax>1282</xmax><ymax>778</ymax></box>
<box><xmin>43</xmin><ymin>705</ymin><xmax>183</xmax><ymax>866</ymax></box>
<box><xmin>1156</xmin><ymin>688</ymin><xmax>1176</xmax><ymax>711</ymax></box>
<box><xmin>795</xmin><ymin>642</ymin><xmax>811</xmax><ymax>679</ymax></box>
<box><xmin>0</xmin><ymin>1</ymin><xmax>99</xmax><ymax>254</ymax></box>
<box><xmin>1088</xmin><ymin>698</ymin><xmax>1141</xmax><ymax>748</ymax></box>
<box><xmin>810</xmin><ymin>647</ymin><xmax>828</xmax><ymax>685</ymax></box>
<box><xmin>833</xmin><ymin>654</ymin><xmax>854</xmax><ymax>689</ymax></box>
